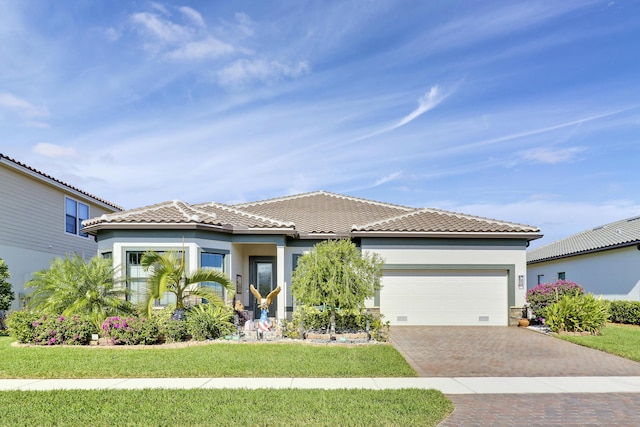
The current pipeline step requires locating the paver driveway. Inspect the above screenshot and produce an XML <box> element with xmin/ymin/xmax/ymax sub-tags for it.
<box><xmin>390</xmin><ymin>326</ymin><xmax>640</xmax><ymax>426</ymax></box>
<box><xmin>391</xmin><ymin>325</ymin><xmax>640</xmax><ymax>377</ymax></box>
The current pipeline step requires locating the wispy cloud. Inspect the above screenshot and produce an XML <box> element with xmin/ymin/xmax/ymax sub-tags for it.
<box><xmin>0</xmin><ymin>92</ymin><xmax>48</xmax><ymax>117</ymax></box>
<box><xmin>522</xmin><ymin>146</ymin><xmax>587</xmax><ymax>164</ymax></box>
<box><xmin>165</xmin><ymin>37</ymin><xmax>235</xmax><ymax>61</ymax></box>
<box><xmin>390</xmin><ymin>86</ymin><xmax>450</xmax><ymax>130</ymax></box>
<box><xmin>129</xmin><ymin>7</ymin><xmax>235</xmax><ymax>61</ymax></box>
<box><xmin>32</xmin><ymin>143</ymin><xmax>78</xmax><ymax>158</ymax></box>
<box><xmin>446</xmin><ymin>106</ymin><xmax>639</xmax><ymax>155</ymax></box>
<box><xmin>217</xmin><ymin>59</ymin><xmax>311</xmax><ymax>87</ymax></box>
<box><xmin>179</xmin><ymin>6</ymin><xmax>205</xmax><ymax>28</ymax></box>
<box><xmin>130</xmin><ymin>11</ymin><xmax>191</xmax><ymax>45</ymax></box>
<box><xmin>374</xmin><ymin>171</ymin><xmax>402</xmax><ymax>187</ymax></box>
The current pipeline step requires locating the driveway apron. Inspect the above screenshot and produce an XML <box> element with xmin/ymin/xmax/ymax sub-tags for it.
<box><xmin>390</xmin><ymin>326</ymin><xmax>640</xmax><ymax>426</ymax></box>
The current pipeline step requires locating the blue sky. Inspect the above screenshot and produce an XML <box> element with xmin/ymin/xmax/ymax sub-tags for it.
<box><xmin>1</xmin><ymin>1</ymin><xmax>639</xmax><ymax>248</ymax></box>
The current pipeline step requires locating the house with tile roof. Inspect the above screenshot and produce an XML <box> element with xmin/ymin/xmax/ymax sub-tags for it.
<box><xmin>0</xmin><ymin>153</ymin><xmax>122</xmax><ymax>310</ymax></box>
<box><xmin>83</xmin><ymin>191</ymin><xmax>542</xmax><ymax>326</ymax></box>
<box><xmin>527</xmin><ymin>215</ymin><xmax>640</xmax><ymax>301</ymax></box>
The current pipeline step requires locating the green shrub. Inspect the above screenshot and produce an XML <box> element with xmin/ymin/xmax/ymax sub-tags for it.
<box><xmin>32</xmin><ymin>315</ymin><xmax>94</xmax><ymax>345</ymax></box>
<box><xmin>6</xmin><ymin>310</ymin><xmax>38</xmax><ymax>343</ymax></box>
<box><xmin>6</xmin><ymin>311</ymin><xmax>94</xmax><ymax>345</ymax></box>
<box><xmin>151</xmin><ymin>305</ymin><xmax>191</xmax><ymax>343</ymax></box>
<box><xmin>545</xmin><ymin>293</ymin><xmax>610</xmax><ymax>334</ymax></box>
<box><xmin>186</xmin><ymin>304</ymin><xmax>234</xmax><ymax>341</ymax></box>
<box><xmin>609</xmin><ymin>300</ymin><xmax>640</xmax><ymax>325</ymax></box>
<box><xmin>162</xmin><ymin>319</ymin><xmax>191</xmax><ymax>342</ymax></box>
<box><xmin>101</xmin><ymin>316</ymin><xmax>160</xmax><ymax>345</ymax></box>
<box><xmin>526</xmin><ymin>280</ymin><xmax>584</xmax><ymax>320</ymax></box>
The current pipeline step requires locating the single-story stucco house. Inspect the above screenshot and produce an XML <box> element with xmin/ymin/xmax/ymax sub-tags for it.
<box><xmin>527</xmin><ymin>215</ymin><xmax>640</xmax><ymax>301</ymax></box>
<box><xmin>82</xmin><ymin>191</ymin><xmax>541</xmax><ymax>326</ymax></box>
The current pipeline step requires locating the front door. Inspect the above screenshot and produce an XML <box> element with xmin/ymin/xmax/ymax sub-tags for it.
<box><xmin>249</xmin><ymin>257</ymin><xmax>277</xmax><ymax>319</ymax></box>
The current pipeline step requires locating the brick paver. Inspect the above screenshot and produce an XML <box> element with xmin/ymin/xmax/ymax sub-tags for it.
<box><xmin>390</xmin><ymin>326</ymin><xmax>640</xmax><ymax>426</ymax></box>
<box><xmin>390</xmin><ymin>326</ymin><xmax>640</xmax><ymax>377</ymax></box>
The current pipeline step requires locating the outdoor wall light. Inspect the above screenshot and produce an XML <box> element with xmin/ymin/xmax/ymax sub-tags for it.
<box><xmin>518</xmin><ymin>275</ymin><xmax>524</xmax><ymax>289</ymax></box>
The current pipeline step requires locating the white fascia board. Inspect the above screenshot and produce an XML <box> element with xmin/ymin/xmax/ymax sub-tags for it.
<box><xmin>351</xmin><ymin>231</ymin><xmax>543</xmax><ymax>240</ymax></box>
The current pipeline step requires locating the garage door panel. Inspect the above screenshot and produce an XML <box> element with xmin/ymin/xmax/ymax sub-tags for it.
<box><xmin>381</xmin><ymin>269</ymin><xmax>508</xmax><ymax>326</ymax></box>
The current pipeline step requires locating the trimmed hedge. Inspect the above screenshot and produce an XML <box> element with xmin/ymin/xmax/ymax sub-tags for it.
<box><xmin>609</xmin><ymin>300</ymin><xmax>640</xmax><ymax>325</ymax></box>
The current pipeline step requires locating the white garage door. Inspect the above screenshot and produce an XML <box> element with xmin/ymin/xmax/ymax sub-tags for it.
<box><xmin>380</xmin><ymin>269</ymin><xmax>508</xmax><ymax>326</ymax></box>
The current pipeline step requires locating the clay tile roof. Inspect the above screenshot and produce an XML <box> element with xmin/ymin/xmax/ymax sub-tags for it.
<box><xmin>82</xmin><ymin>200</ymin><xmax>293</xmax><ymax>229</ymax></box>
<box><xmin>354</xmin><ymin>208</ymin><xmax>540</xmax><ymax>233</ymax></box>
<box><xmin>0</xmin><ymin>153</ymin><xmax>122</xmax><ymax>211</ymax></box>
<box><xmin>233</xmin><ymin>190</ymin><xmax>414</xmax><ymax>235</ymax></box>
<box><xmin>527</xmin><ymin>214</ymin><xmax>640</xmax><ymax>263</ymax></box>
<box><xmin>82</xmin><ymin>189</ymin><xmax>541</xmax><ymax>239</ymax></box>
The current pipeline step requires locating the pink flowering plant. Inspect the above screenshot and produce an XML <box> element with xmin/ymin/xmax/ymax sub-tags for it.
<box><xmin>101</xmin><ymin>316</ymin><xmax>160</xmax><ymax>345</ymax></box>
<box><xmin>526</xmin><ymin>280</ymin><xmax>584</xmax><ymax>321</ymax></box>
<box><xmin>6</xmin><ymin>313</ymin><xmax>94</xmax><ymax>345</ymax></box>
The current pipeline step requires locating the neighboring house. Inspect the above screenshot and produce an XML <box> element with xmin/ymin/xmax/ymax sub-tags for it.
<box><xmin>83</xmin><ymin>191</ymin><xmax>541</xmax><ymax>326</ymax></box>
<box><xmin>0</xmin><ymin>153</ymin><xmax>122</xmax><ymax>310</ymax></box>
<box><xmin>527</xmin><ymin>215</ymin><xmax>640</xmax><ymax>301</ymax></box>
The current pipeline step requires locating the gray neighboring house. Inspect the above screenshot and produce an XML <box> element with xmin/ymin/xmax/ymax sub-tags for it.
<box><xmin>83</xmin><ymin>191</ymin><xmax>541</xmax><ymax>326</ymax></box>
<box><xmin>527</xmin><ymin>215</ymin><xmax>640</xmax><ymax>300</ymax></box>
<box><xmin>0</xmin><ymin>153</ymin><xmax>122</xmax><ymax>310</ymax></box>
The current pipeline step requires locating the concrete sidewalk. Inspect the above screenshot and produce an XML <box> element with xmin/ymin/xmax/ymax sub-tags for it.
<box><xmin>2</xmin><ymin>376</ymin><xmax>640</xmax><ymax>394</ymax></box>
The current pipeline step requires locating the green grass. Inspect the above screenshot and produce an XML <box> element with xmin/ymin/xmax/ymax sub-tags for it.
<box><xmin>557</xmin><ymin>323</ymin><xmax>640</xmax><ymax>362</ymax></box>
<box><xmin>0</xmin><ymin>337</ymin><xmax>416</xmax><ymax>378</ymax></box>
<box><xmin>0</xmin><ymin>337</ymin><xmax>451</xmax><ymax>426</ymax></box>
<box><xmin>0</xmin><ymin>389</ymin><xmax>453</xmax><ymax>427</ymax></box>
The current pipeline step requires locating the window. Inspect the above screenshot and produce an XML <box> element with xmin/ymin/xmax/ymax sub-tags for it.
<box><xmin>201</xmin><ymin>252</ymin><xmax>225</xmax><ymax>301</ymax></box>
<box><xmin>558</xmin><ymin>272</ymin><xmax>566</xmax><ymax>280</ymax></box>
<box><xmin>65</xmin><ymin>197</ymin><xmax>89</xmax><ymax>237</ymax></box>
<box><xmin>537</xmin><ymin>274</ymin><xmax>544</xmax><ymax>285</ymax></box>
<box><xmin>126</xmin><ymin>251</ymin><xmax>177</xmax><ymax>307</ymax></box>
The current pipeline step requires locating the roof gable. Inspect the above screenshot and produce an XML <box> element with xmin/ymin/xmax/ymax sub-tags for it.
<box><xmin>527</xmin><ymin>215</ymin><xmax>640</xmax><ymax>263</ymax></box>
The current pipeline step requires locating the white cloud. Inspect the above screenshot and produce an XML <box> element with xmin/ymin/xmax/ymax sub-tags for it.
<box><xmin>165</xmin><ymin>37</ymin><xmax>235</xmax><ymax>61</ymax></box>
<box><xmin>104</xmin><ymin>27</ymin><xmax>120</xmax><ymax>42</ymax></box>
<box><xmin>217</xmin><ymin>59</ymin><xmax>311</xmax><ymax>87</ymax></box>
<box><xmin>0</xmin><ymin>92</ymin><xmax>48</xmax><ymax>117</ymax></box>
<box><xmin>130</xmin><ymin>11</ymin><xmax>191</xmax><ymax>44</ymax></box>
<box><xmin>391</xmin><ymin>86</ymin><xmax>450</xmax><ymax>130</ymax></box>
<box><xmin>23</xmin><ymin>120</ymin><xmax>50</xmax><ymax>129</ymax></box>
<box><xmin>179</xmin><ymin>6</ymin><xmax>205</xmax><ymax>28</ymax></box>
<box><xmin>374</xmin><ymin>171</ymin><xmax>402</xmax><ymax>186</ymax></box>
<box><xmin>522</xmin><ymin>146</ymin><xmax>586</xmax><ymax>164</ymax></box>
<box><xmin>234</xmin><ymin>12</ymin><xmax>255</xmax><ymax>37</ymax></box>
<box><xmin>32</xmin><ymin>143</ymin><xmax>78</xmax><ymax>158</ymax></box>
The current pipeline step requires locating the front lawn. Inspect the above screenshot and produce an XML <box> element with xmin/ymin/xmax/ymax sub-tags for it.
<box><xmin>0</xmin><ymin>337</ymin><xmax>416</xmax><ymax>378</ymax></box>
<box><xmin>556</xmin><ymin>323</ymin><xmax>640</xmax><ymax>362</ymax></box>
<box><xmin>0</xmin><ymin>337</ymin><xmax>451</xmax><ymax>426</ymax></box>
<box><xmin>0</xmin><ymin>388</ymin><xmax>453</xmax><ymax>427</ymax></box>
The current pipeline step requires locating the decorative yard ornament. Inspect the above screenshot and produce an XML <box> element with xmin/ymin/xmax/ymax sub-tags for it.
<box><xmin>250</xmin><ymin>284</ymin><xmax>280</xmax><ymax>335</ymax></box>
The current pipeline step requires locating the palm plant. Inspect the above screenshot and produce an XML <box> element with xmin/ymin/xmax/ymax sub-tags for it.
<box><xmin>26</xmin><ymin>254</ymin><xmax>134</xmax><ymax>330</ymax></box>
<box><xmin>140</xmin><ymin>250</ymin><xmax>234</xmax><ymax>317</ymax></box>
